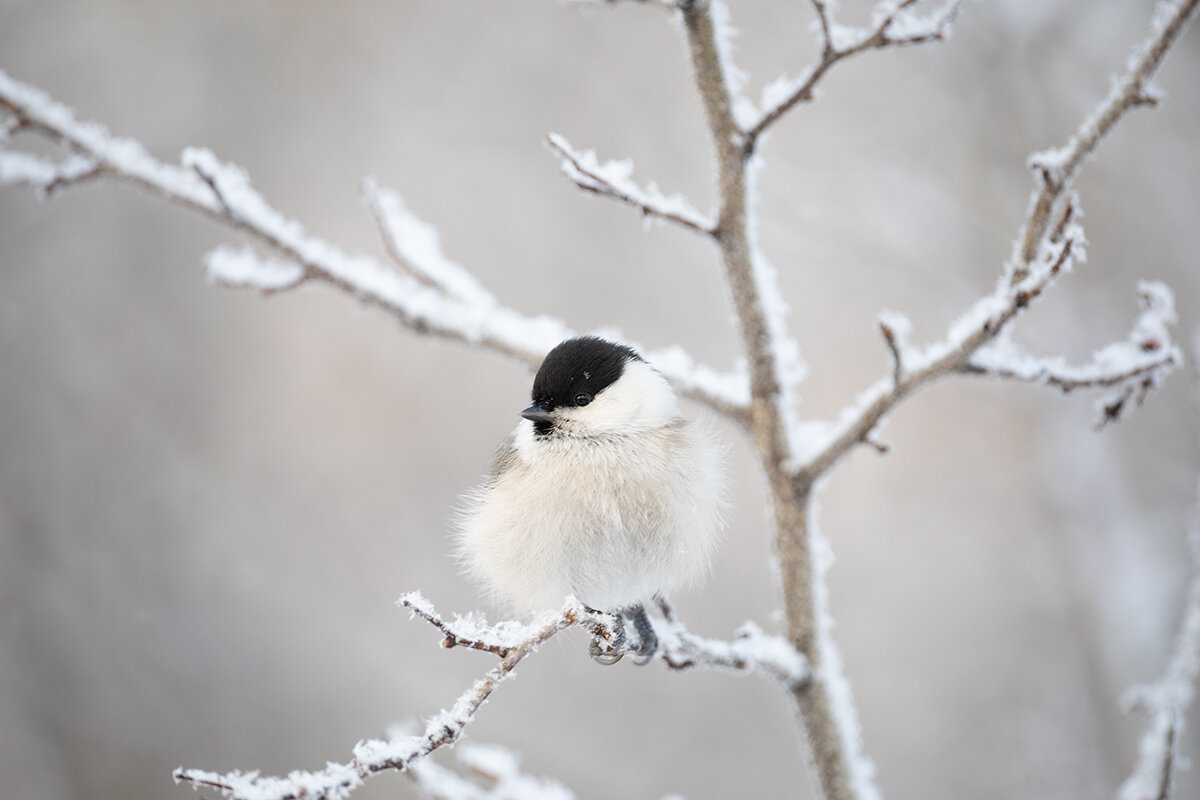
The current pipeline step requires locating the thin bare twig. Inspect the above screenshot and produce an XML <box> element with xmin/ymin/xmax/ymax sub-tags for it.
<box><xmin>745</xmin><ymin>0</ymin><xmax>961</xmax><ymax>153</ymax></box>
<box><xmin>546</xmin><ymin>133</ymin><xmax>716</xmax><ymax>236</ymax></box>
<box><xmin>407</xmin><ymin>743</ymin><xmax>574</xmax><ymax>800</ymax></box>
<box><xmin>654</xmin><ymin>597</ymin><xmax>810</xmax><ymax>690</ymax></box>
<box><xmin>1117</xmin><ymin>477</ymin><xmax>1200</xmax><ymax>800</ymax></box>
<box><xmin>1013</xmin><ymin>0</ymin><xmax>1200</xmax><ymax>280</ymax></box>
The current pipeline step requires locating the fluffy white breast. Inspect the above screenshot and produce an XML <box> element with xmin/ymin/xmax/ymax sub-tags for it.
<box><xmin>458</xmin><ymin>391</ymin><xmax>724</xmax><ymax>614</ymax></box>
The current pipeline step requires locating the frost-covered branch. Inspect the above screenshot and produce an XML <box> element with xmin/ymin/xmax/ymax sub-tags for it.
<box><xmin>174</xmin><ymin>590</ymin><xmax>811</xmax><ymax>800</ymax></box>
<box><xmin>408</xmin><ymin>744</ymin><xmax>574</xmax><ymax>800</ymax></box>
<box><xmin>0</xmin><ymin>147</ymin><xmax>99</xmax><ymax>195</ymax></box>
<box><xmin>675</xmin><ymin>3</ymin><xmax>867</xmax><ymax>799</ymax></box>
<box><xmin>746</xmin><ymin>0</ymin><xmax>960</xmax><ymax>153</ymax></box>
<box><xmin>403</xmin><ymin>591</ymin><xmax>807</xmax><ymax>688</ymax></box>
<box><xmin>654</xmin><ymin>597</ymin><xmax>809</xmax><ymax>690</ymax></box>
<box><xmin>174</xmin><ymin>598</ymin><xmax>583</xmax><ymax>800</ymax></box>
<box><xmin>362</xmin><ymin>178</ymin><xmax>497</xmax><ymax>307</ymax></box>
<box><xmin>963</xmin><ymin>281</ymin><xmax>1181</xmax><ymax>428</ymax></box>
<box><xmin>0</xmin><ymin>69</ymin><xmax>748</xmax><ymax>422</ymax></box>
<box><xmin>1013</xmin><ymin>0</ymin><xmax>1200</xmax><ymax>280</ymax></box>
<box><xmin>1118</xmin><ymin>480</ymin><xmax>1200</xmax><ymax>800</ymax></box>
<box><xmin>793</xmin><ymin>0</ymin><xmax>1196</xmax><ymax>484</ymax></box>
<box><xmin>546</xmin><ymin>133</ymin><xmax>715</xmax><ymax>236</ymax></box>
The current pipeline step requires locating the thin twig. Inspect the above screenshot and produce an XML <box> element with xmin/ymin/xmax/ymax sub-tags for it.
<box><xmin>745</xmin><ymin>0</ymin><xmax>961</xmax><ymax>154</ymax></box>
<box><xmin>795</xmin><ymin>236</ymin><xmax>1082</xmax><ymax>483</ymax></box>
<box><xmin>1013</xmin><ymin>0</ymin><xmax>1200</xmax><ymax>279</ymax></box>
<box><xmin>1117</xmin><ymin>494</ymin><xmax>1200</xmax><ymax>798</ymax></box>
<box><xmin>546</xmin><ymin>133</ymin><xmax>716</xmax><ymax>236</ymax></box>
<box><xmin>654</xmin><ymin>597</ymin><xmax>810</xmax><ymax>690</ymax></box>
<box><xmin>174</xmin><ymin>601</ymin><xmax>583</xmax><ymax>800</ymax></box>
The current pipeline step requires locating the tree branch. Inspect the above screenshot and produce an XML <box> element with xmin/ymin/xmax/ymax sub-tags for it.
<box><xmin>0</xmin><ymin>69</ymin><xmax>748</xmax><ymax>422</ymax></box>
<box><xmin>362</xmin><ymin>178</ymin><xmax>497</xmax><ymax>306</ymax></box>
<box><xmin>0</xmin><ymin>148</ymin><xmax>99</xmax><ymax>195</ymax></box>
<box><xmin>407</xmin><ymin>743</ymin><xmax>575</xmax><ymax>800</ymax></box>
<box><xmin>1012</xmin><ymin>0</ymin><xmax>1200</xmax><ymax>281</ymax></box>
<box><xmin>678</xmin><ymin>3</ymin><xmax>865</xmax><ymax>799</ymax></box>
<box><xmin>962</xmin><ymin>281</ymin><xmax>1181</xmax><ymax>427</ymax></box>
<box><xmin>745</xmin><ymin>0</ymin><xmax>961</xmax><ymax>154</ymax></box>
<box><xmin>546</xmin><ymin>133</ymin><xmax>716</xmax><ymax>236</ymax></box>
<box><xmin>654</xmin><ymin>597</ymin><xmax>809</xmax><ymax>691</ymax></box>
<box><xmin>174</xmin><ymin>599</ymin><xmax>584</xmax><ymax>800</ymax></box>
<box><xmin>793</xmin><ymin>0</ymin><xmax>1197</xmax><ymax>484</ymax></box>
<box><xmin>1118</xmin><ymin>479</ymin><xmax>1200</xmax><ymax>800</ymax></box>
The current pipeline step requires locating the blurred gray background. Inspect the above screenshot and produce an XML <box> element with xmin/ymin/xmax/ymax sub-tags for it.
<box><xmin>2</xmin><ymin>1</ymin><xmax>1199</xmax><ymax>798</ymax></box>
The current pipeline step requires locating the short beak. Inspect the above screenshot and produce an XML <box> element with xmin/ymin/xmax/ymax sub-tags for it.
<box><xmin>520</xmin><ymin>404</ymin><xmax>555</xmax><ymax>424</ymax></box>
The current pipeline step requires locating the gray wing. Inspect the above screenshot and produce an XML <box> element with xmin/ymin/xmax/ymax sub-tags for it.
<box><xmin>485</xmin><ymin>435</ymin><xmax>518</xmax><ymax>484</ymax></box>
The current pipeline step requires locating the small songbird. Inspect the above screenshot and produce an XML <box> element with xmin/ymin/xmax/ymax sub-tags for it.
<box><xmin>457</xmin><ymin>336</ymin><xmax>724</xmax><ymax>663</ymax></box>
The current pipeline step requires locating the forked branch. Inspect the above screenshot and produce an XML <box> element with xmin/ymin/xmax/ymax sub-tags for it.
<box><xmin>794</xmin><ymin>0</ymin><xmax>1197</xmax><ymax>484</ymax></box>
<box><xmin>175</xmin><ymin>592</ymin><xmax>807</xmax><ymax>800</ymax></box>
<box><xmin>0</xmin><ymin>69</ymin><xmax>749</xmax><ymax>421</ymax></box>
<box><xmin>746</xmin><ymin>0</ymin><xmax>961</xmax><ymax>153</ymax></box>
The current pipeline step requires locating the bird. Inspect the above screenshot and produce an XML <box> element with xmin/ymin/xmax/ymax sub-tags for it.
<box><xmin>456</xmin><ymin>336</ymin><xmax>725</xmax><ymax>664</ymax></box>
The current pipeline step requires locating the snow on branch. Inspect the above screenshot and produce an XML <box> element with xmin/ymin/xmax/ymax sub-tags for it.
<box><xmin>546</xmin><ymin>133</ymin><xmax>715</xmax><ymax>236</ymax></box>
<box><xmin>746</xmin><ymin>0</ymin><xmax>960</xmax><ymax>152</ymax></box>
<box><xmin>403</xmin><ymin>591</ymin><xmax>807</xmax><ymax>688</ymax></box>
<box><xmin>965</xmin><ymin>281</ymin><xmax>1181</xmax><ymax>428</ymax></box>
<box><xmin>654</xmin><ymin>597</ymin><xmax>809</xmax><ymax>690</ymax></box>
<box><xmin>362</xmin><ymin>178</ymin><xmax>497</xmax><ymax>307</ymax></box>
<box><xmin>399</xmin><ymin>592</ymin><xmax>594</xmax><ymax>658</ymax></box>
<box><xmin>174</xmin><ymin>591</ymin><xmax>806</xmax><ymax>800</ymax></box>
<box><xmin>0</xmin><ymin>147</ymin><xmax>98</xmax><ymax>195</ymax></box>
<box><xmin>408</xmin><ymin>743</ymin><xmax>574</xmax><ymax>800</ymax></box>
<box><xmin>1013</xmin><ymin>0</ymin><xmax>1200</xmax><ymax>277</ymax></box>
<box><xmin>791</xmin><ymin>0</ymin><xmax>1197</xmax><ymax>484</ymax></box>
<box><xmin>1118</xmin><ymin>478</ymin><xmax>1200</xmax><ymax>800</ymax></box>
<box><xmin>0</xmin><ymin>69</ymin><xmax>748</xmax><ymax>421</ymax></box>
<box><xmin>175</xmin><ymin>598</ymin><xmax>583</xmax><ymax>800</ymax></box>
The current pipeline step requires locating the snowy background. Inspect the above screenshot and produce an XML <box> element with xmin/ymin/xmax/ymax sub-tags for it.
<box><xmin>2</xmin><ymin>1</ymin><xmax>1199</xmax><ymax>798</ymax></box>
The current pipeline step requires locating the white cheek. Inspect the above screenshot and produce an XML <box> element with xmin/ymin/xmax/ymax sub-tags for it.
<box><xmin>581</xmin><ymin>360</ymin><xmax>679</xmax><ymax>433</ymax></box>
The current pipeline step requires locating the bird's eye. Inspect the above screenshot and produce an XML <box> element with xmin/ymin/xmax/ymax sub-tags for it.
<box><xmin>574</xmin><ymin>392</ymin><xmax>592</xmax><ymax>407</ymax></box>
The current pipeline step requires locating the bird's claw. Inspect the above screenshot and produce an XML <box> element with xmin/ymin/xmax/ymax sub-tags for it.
<box><xmin>588</xmin><ymin>613</ymin><xmax>626</xmax><ymax>665</ymax></box>
<box><xmin>589</xmin><ymin>638</ymin><xmax>625</xmax><ymax>665</ymax></box>
<box><xmin>627</xmin><ymin>603</ymin><xmax>658</xmax><ymax>666</ymax></box>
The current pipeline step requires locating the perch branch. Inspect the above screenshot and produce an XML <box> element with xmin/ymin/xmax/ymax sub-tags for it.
<box><xmin>654</xmin><ymin>597</ymin><xmax>809</xmax><ymax>691</ymax></box>
<box><xmin>0</xmin><ymin>69</ymin><xmax>749</xmax><ymax>422</ymax></box>
<box><xmin>174</xmin><ymin>599</ymin><xmax>584</xmax><ymax>800</ymax></box>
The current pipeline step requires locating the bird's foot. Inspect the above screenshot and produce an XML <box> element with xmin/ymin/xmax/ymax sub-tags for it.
<box><xmin>626</xmin><ymin>603</ymin><xmax>658</xmax><ymax>666</ymax></box>
<box><xmin>586</xmin><ymin>607</ymin><xmax>626</xmax><ymax>665</ymax></box>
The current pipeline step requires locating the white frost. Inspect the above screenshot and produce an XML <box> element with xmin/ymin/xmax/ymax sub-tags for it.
<box><xmin>1118</xmin><ymin>478</ymin><xmax>1200</xmax><ymax>800</ymax></box>
<box><xmin>547</xmin><ymin>133</ymin><xmax>713</xmax><ymax>232</ymax></box>
<box><xmin>205</xmin><ymin>246</ymin><xmax>305</xmax><ymax>292</ymax></box>
<box><xmin>363</xmin><ymin>178</ymin><xmax>496</xmax><ymax>308</ymax></box>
